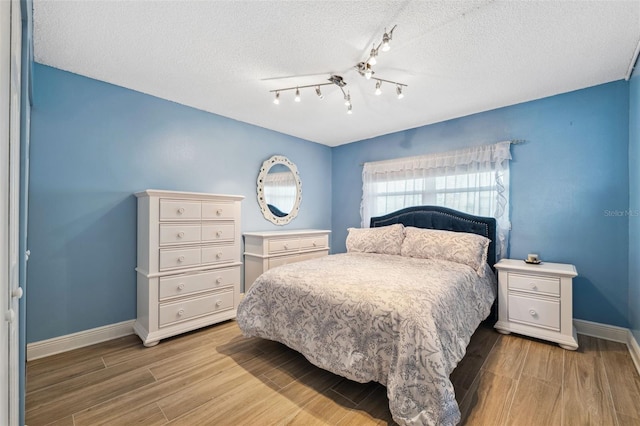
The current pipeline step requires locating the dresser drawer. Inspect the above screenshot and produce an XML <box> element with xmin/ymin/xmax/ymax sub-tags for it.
<box><xmin>159</xmin><ymin>200</ymin><xmax>201</xmax><ymax>221</ymax></box>
<box><xmin>201</xmin><ymin>202</ymin><xmax>235</xmax><ymax>220</ymax></box>
<box><xmin>159</xmin><ymin>247</ymin><xmax>201</xmax><ymax>271</ymax></box>
<box><xmin>269</xmin><ymin>238</ymin><xmax>300</xmax><ymax>254</ymax></box>
<box><xmin>159</xmin><ymin>267</ymin><xmax>239</xmax><ymax>300</ymax></box>
<box><xmin>508</xmin><ymin>273</ymin><xmax>560</xmax><ymax>297</ymax></box>
<box><xmin>300</xmin><ymin>235</ymin><xmax>328</xmax><ymax>250</ymax></box>
<box><xmin>159</xmin><ymin>224</ymin><xmax>201</xmax><ymax>245</ymax></box>
<box><xmin>201</xmin><ymin>244</ymin><xmax>237</xmax><ymax>265</ymax></box>
<box><xmin>201</xmin><ymin>223</ymin><xmax>235</xmax><ymax>243</ymax></box>
<box><xmin>508</xmin><ymin>294</ymin><xmax>560</xmax><ymax>331</ymax></box>
<box><xmin>158</xmin><ymin>290</ymin><xmax>234</xmax><ymax>327</ymax></box>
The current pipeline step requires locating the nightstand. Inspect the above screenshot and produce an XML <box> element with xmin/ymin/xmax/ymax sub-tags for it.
<box><xmin>494</xmin><ymin>258</ymin><xmax>579</xmax><ymax>350</ymax></box>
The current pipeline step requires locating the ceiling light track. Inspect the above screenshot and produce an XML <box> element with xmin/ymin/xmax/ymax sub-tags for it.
<box><xmin>269</xmin><ymin>24</ymin><xmax>406</xmax><ymax>114</ymax></box>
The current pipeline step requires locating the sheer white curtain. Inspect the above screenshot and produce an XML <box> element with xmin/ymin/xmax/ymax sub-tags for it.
<box><xmin>264</xmin><ymin>171</ymin><xmax>297</xmax><ymax>213</ymax></box>
<box><xmin>361</xmin><ymin>141</ymin><xmax>512</xmax><ymax>258</ymax></box>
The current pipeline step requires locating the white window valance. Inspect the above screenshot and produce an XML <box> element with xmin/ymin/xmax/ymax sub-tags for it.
<box><xmin>361</xmin><ymin>141</ymin><xmax>512</xmax><ymax>258</ymax></box>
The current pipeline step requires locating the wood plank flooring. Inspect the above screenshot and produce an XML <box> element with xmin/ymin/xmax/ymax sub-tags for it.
<box><xmin>26</xmin><ymin>320</ymin><xmax>640</xmax><ymax>425</ymax></box>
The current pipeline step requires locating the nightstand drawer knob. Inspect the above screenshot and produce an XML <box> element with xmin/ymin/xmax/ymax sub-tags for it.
<box><xmin>216</xmin><ymin>277</ymin><xmax>223</xmax><ymax>284</ymax></box>
<box><xmin>529</xmin><ymin>309</ymin><xmax>537</xmax><ymax>317</ymax></box>
<box><xmin>177</xmin><ymin>283</ymin><xmax>184</xmax><ymax>291</ymax></box>
<box><xmin>177</xmin><ymin>256</ymin><xmax>185</xmax><ymax>263</ymax></box>
<box><xmin>177</xmin><ymin>207</ymin><xmax>185</xmax><ymax>214</ymax></box>
<box><xmin>284</xmin><ymin>244</ymin><xmax>289</xmax><ymax>250</ymax></box>
<box><xmin>216</xmin><ymin>208</ymin><xmax>223</xmax><ymax>216</ymax></box>
<box><xmin>216</xmin><ymin>252</ymin><xmax>223</xmax><ymax>259</ymax></box>
<box><xmin>177</xmin><ymin>232</ymin><xmax>185</xmax><ymax>238</ymax></box>
<box><xmin>215</xmin><ymin>300</ymin><xmax>222</xmax><ymax>307</ymax></box>
<box><xmin>216</xmin><ymin>230</ymin><xmax>222</xmax><ymax>238</ymax></box>
<box><xmin>177</xmin><ymin>309</ymin><xmax>185</xmax><ymax>317</ymax></box>
<box><xmin>530</xmin><ymin>283</ymin><xmax>537</xmax><ymax>290</ymax></box>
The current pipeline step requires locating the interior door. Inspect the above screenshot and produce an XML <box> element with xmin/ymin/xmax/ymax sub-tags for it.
<box><xmin>0</xmin><ymin>0</ymin><xmax>12</xmax><ymax>422</ymax></box>
<box><xmin>1</xmin><ymin>0</ymin><xmax>22</xmax><ymax>424</ymax></box>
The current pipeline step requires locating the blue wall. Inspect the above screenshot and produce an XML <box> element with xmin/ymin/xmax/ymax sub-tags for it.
<box><xmin>630</xmin><ymin>63</ymin><xmax>640</xmax><ymax>344</ymax></box>
<box><xmin>28</xmin><ymin>64</ymin><xmax>332</xmax><ymax>343</ymax></box>
<box><xmin>332</xmin><ymin>81</ymin><xmax>630</xmax><ymax>327</ymax></box>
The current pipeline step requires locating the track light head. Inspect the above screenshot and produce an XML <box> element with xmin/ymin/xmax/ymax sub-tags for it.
<box><xmin>273</xmin><ymin>91</ymin><xmax>280</xmax><ymax>104</ymax></box>
<box><xmin>396</xmin><ymin>85</ymin><xmax>404</xmax><ymax>99</ymax></box>
<box><xmin>344</xmin><ymin>92</ymin><xmax>351</xmax><ymax>106</ymax></box>
<box><xmin>381</xmin><ymin>32</ymin><xmax>391</xmax><ymax>52</ymax></box>
<box><xmin>367</xmin><ymin>46</ymin><xmax>378</xmax><ymax>66</ymax></box>
<box><xmin>347</xmin><ymin>104</ymin><xmax>353</xmax><ymax>114</ymax></box>
<box><xmin>295</xmin><ymin>87</ymin><xmax>301</xmax><ymax>102</ymax></box>
<box><xmin>375</xmin><ymin>81</ymin><xmax>382</xmax><ymax>96</ymax></box>
<box><xmin>315</xmin><ymin>86</ymin><xmax>323</xmax><ymax>99</ymax></box>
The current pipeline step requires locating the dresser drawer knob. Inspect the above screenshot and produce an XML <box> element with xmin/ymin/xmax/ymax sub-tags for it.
<box><xmin>177</xmin><ymin>207</ymin><xmax>185</xmax><ymax>215</ymax></box>
<box><xmin>529</xmin><ymin>309</ymin><xmax>537</xmax><ymax>317</ymax></box>
<box><xmin>215</xmin><ymin>300</ymin><xmax>222</xmax><ymax>307</ymax></box>
<box><xmin>177</xmin><ymin>232</ymin><xmax>185</xmax><ymax>238</ymax></box>
<box><xmin>530</xmin><ymin>283</ymin><xmax>537</xmax><ymax>290</ymax></box>
<box><xmin>216</xmin><ymin>208</ymin><xmax>223</xmax><ymax>216</ymax></box>
<box><xmin>216</xmin><ymin>277</ymin><xmax>223</xmax><ymax>284</ymax></box>
<box><xmin>216</xmin><ymin>230</ymin><xmax>222</xmax><ymax>238</ymax></box>
<box><xmin>312</xmin><ymin>241</ymin><xmax>317</xmax><ymax>247</ymax></box>
<box><xmin>177</xmin><ymin>283</ymin><xmax>185</xmax><ymax>291</ymax></box>
<box><xmin>284</xmin><ymin>244</ymin><xmax>289</xmax><ymax>250</ymax></box>
<box><xmin>177</xmin><ymin>256</ymin><xmax>185</xmax><ymax>263</ymax></box>
<box><xmin>216</xmin><ymin>252</ymin><xmax>223</xmax><ymax>259</ymax></box>
<box><xmin>177</xmin><ymin>309</ymin><xmax>185</xmax><ymax>317</ymax></box>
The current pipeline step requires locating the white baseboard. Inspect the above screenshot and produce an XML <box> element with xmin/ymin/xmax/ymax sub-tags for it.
<box><xmin>628</xmin><ymin>330</ymin><xmax>640</xmax><ymax>376</ymax></box>
<box><xmin>27</xmin><ymin>320</ymin><xmax>135</xmax><ymax>361</ymax></box>
<box><xmin>574</xmin><ymin>319</ymin><xmax>640</xmax><ymax>375</ymax></box>
<box><xmin>574</xmin><ymin>319</ymin><xmax>629</xmax><ymax>342</ymax></box>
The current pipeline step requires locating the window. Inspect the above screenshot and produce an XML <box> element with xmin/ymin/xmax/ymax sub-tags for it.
<box><xmin>361</xmin><ymin>141</ymin><xmax>512</xmax><ymax>257</ymax></box>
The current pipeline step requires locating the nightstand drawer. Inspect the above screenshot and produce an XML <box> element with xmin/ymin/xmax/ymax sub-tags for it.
<box><xmin>269</xmin><ymin>238</ymin><xmax>300</xmax><ymax>254</ymax></box>
<box><xmin>508</xmin><ymin>294</ymin><xmax>560</xmax><ymax>331</ymax></box>
<box><xmin>508</xmin><ymin>273</ymin><xmax>560</xmax><ymax>296</ymax></box>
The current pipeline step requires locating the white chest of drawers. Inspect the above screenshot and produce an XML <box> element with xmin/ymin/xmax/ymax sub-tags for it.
<box><xmin>494</xmin><ymin>259</ymin><xmax>578</xmax><ymax>350</ymax></box>
<box><xmin>134</xmin><ymin>190</ymin><xmax>243</xmax><ymax>347</ymax></box>
<box><xmin>243</xmin><ymin>230</ymin><xmax>331</xmax><ymax>292</ymax></box>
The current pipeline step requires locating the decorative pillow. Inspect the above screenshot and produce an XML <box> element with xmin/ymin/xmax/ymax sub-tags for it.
<box><xmin>346</xmin><ymin>224</ymin><xmax>405</xmax><ymax>255</ymax></box>
<box><xmin>400</xmin><ymin>227</ymin><xmax>490</xmax><ymax>275</ymax></box>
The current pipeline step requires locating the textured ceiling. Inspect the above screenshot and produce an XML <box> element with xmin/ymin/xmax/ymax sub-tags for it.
<box><xmin>33</xmin><ymin>1</ymin><xmax>640</xmax><ymax>147</ymax></box>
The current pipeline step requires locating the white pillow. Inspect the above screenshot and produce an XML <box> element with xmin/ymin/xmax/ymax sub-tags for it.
<box><xmin>400</xmin><ymin>227</ymin><xmax>490</xmax><ymax>275</ymax></box>
<box><xmin>346</xmin><ymin>224</ymin><xmax>405</xmax><ymax>255</ymax></box>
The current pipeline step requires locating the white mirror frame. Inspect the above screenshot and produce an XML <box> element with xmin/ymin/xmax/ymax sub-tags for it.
<box><xmin>257</xmin><ymin>155</ymin><xmax>302</xmax><ymax>225</ymax></box>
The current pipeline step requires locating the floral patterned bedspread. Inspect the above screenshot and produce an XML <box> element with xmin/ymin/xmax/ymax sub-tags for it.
<box><xmin>237</xmin><ymin>252</ymin><xmax>496</xmax><ymax>425</ymax></box>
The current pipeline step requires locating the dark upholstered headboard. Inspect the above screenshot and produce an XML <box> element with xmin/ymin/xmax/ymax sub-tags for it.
<box><xmin>369</xmin><ymin>205</ymin><xmax>498</xmax><ymax>270</ymax></box>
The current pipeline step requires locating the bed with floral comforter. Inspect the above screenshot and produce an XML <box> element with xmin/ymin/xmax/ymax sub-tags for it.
<box><xmin>237</xmin><ymin>251</ymin><xmax>496</xmax><ymax>425</ymax></box>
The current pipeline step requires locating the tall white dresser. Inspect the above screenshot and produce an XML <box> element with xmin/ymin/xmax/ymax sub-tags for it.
<box><xmin>244</xmin><ymin>230</ymin><xmax>331</xmax><ymax>292</ymax></box>
<box><xmin>134</xmin><ymin>190</ymin><xmax>243</xmax><ymax>347</ymax></box>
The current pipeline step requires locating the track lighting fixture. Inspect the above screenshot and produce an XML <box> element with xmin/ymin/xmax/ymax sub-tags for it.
<box><xmin>344</xmin><ymin>91</ymin><xmax>351</xmax><ymax>107</ymax></box>
<box><xmin>268</xmin><ymin>24</ymin><xmax>406</xmax><ymax>113</ymax></box>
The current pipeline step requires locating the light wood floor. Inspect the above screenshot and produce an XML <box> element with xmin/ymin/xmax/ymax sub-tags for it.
<box><xmin>26</xmin><ymin>320</ymin><xmax>640</xmax><ymax>426</ymax></box>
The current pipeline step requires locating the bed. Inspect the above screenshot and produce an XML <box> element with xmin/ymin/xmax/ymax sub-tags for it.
<box><xmin>237</xmin><ymin>206</ymin><xmax>497</xmax><ymax>426</ymax></box>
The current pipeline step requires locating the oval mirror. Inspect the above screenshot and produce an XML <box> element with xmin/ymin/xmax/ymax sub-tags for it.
<box><xmin>257</xmin><ymin>155</ymin><xmax>302</xmax><ymax>225</ymax></box>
